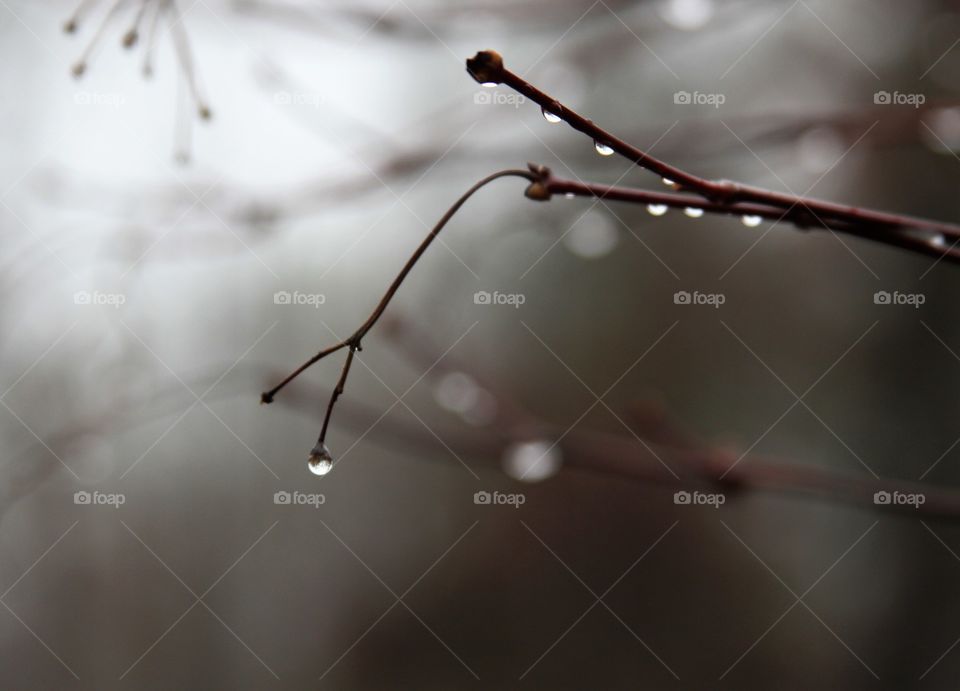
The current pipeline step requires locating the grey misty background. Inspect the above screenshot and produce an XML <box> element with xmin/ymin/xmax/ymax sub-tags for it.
<box><xmin>3</xmin><ymin>0</ymin><xmax>960</xmax><ymax>689</ymax></box>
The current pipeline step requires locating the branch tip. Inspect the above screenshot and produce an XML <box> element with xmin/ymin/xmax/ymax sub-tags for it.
<box><xmin>466</xmin><ymin>50</ymin><xmax>504</xmax><ymax>85</ymax></box>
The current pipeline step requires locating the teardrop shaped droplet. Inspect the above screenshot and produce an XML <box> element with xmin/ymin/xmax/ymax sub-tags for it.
<box><xmin>932</xmin><ymin>233</ymin><xmax>947</xmax><ymax>248</ymax></box>
<box><xmin>307</xmin><ymin>443</ymin><xmax>333</xmax><ymax>476</ymax></box>
<box><xmin>741</xmin><ymin>214</ymin><xmax>762</xmax><ymax>227</ymax></box>
<box><xmin>564</xmin><ymin>192</ymin><xmax>575</xmax><ymax>199</ymax></box>
<box><xmin>480</xmin><ymin>81</ymin><xmax>497</xmax><ymax>88</ymax></box>
<box><xmin>647</xmin><ymin>204</ymin><xmax>668</xmax><ymax>216</ymax></box>
<box><xmin>542</xmin><ymin>107</ymin><xmax>562</xmax><ymax>123</ymax></box>
<box><xmin>662</xmin><ymin>177</ymin><xmax>676</xmax><ymax>188</ymax></box>
<box><xmin>684</xmin><ymin>207</ymin><xmax>704</xmax><ymax>218</ymax></box>
<box><xmin>594</xmin><ymin>141</ymin><xmax>615</xmax><ymax>156</ymax></box>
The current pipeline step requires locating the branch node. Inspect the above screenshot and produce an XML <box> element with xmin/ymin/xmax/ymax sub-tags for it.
<box><xmin>524</xmin><ymin>162</ymin><xmax>553</xmax><ymax>201</ymax></box>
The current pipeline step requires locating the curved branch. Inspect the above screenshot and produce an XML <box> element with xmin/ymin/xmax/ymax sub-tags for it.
<box><xmin>261</xmin><ymin>168</ymin><xmax>538</xmax><ymax>452</ymax></box>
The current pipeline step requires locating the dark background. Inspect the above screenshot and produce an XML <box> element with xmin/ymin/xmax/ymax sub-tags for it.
<box><xmin>3</xmin><ymin>0</ymin><xmax>960</xmax><ymax>688</ymax></box>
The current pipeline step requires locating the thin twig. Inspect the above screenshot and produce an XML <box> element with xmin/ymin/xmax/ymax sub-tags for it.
<box><xmin>261</xmin><ymin>168</ymin><xmax>538</xmax><ymax>451</ymax></box>
<box><xmin>529</xmin><ymin>164</ymin><xmax>959</xmax><ymax>262</ymax></box>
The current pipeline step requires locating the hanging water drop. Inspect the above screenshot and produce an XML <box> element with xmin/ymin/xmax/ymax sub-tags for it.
<box><xmin>647</xmin><ymin>204</ymin><xmax>668</xmax><ymax>216</ymax></box>
<box><xmin>564</xmin><ymin>192</ymin><xmax>575</xmax><ymax>199</ymax></box>
<box><xmin>307</xmin><ymin>443</ymin><xmax>333</xmax><ymax>476</ymax></box>
<box><xmin>662</xmin><ymin>177</ymin><xmax>676</xmax><ymax>188</ymax></box>
<box><xmin>480</xmin><ymin>81</ymin><xmax>498</xmax><ymax>88</ymax></box>
<box><xmin>542</xmin><ymin>107</ymin><xmax>562</xmax><ymax>123</ymax></box>
<box><xmin>932</xmin><ymin>234</ymin><xmax>947</xmax><ymax>248</ymax></box>
<box><xmin>741</xmin><ymin>214</ymin><xmax>762</xmax><ymax>227</ymax></box>
<box><xmin>684</xmin><ymin>207</ymin><xmax>704</xmax><ymax>218</ymax></box>
<box><xmin>594</xmin><ymin>141</ymin><xmax>615</xmax><ymax>156</ymax></box>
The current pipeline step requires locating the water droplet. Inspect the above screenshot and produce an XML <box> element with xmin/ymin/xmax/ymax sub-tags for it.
<box><xmin>480</xmin><ymin>81</ymin><xmax>498</xmax><ymax>88</ymax></box>
<box><xmin>594</xmin><ymin>141</ymin><xmax>615</xmax><ymax>156</ymax></box>
<box><xmin>660</xmin><ymin>0</ymin><xmax>714</xmax><ymax>30</ymax></box>
<box><xmin>542</xmin><ymin>107</ymin><xmax>562</xmax><ymax>123</ymax></box>
<box><xmin>564</xmin><ymin>209</ymin><xmax>618</xmax><ymax>258</ymax></box>
<box><xmin>564</xmin><ymin>192</ymin><xmax>575</xmax><ymax>199</ymax></box>
<box><xmin>662</xmin><ymin>177</ymin><xmax>676</xmax><ymax>188</ymax></box>
<box><xmin>503</xmin><ymin>440</ymin><xmax>562</xmax><ymax>482</ymax></box>
<box><xmin>684</xmin><ymin>207</ymin><xmax>704</xmax><ymax>218</ymax></box>
<box><xmin>434</xmin><ymin>372</ymin><xmax>480</xmax><ymax>414</ymax></box>
<box><xmin>741</xmin><ymin>214</ymin><xmax>762</xmax><ymax>227</ymax></box>
<box><xmin>932</xmin><ymin>234</ymin><xmax>947</xmax><ymax>248</ymax></box>
<box><xmin>647</xmin><ymin>203</ymin><xmax>668</xmax><ymax>216</ymax></box>
<box><xmin>307</xmin><ymin>443</ymin><xmax>333</xmax><ymax>476</ymax></box>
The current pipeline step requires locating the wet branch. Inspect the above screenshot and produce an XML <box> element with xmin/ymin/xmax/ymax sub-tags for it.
<box><xmin>467</xmin><ymin>49</ymin><xmax>960</xmax><ymax>263</ymax></box>
<box><xmin>261</xmin><ymin>168</ymin><xmax>537</xmax><ymax>458</ymax></box>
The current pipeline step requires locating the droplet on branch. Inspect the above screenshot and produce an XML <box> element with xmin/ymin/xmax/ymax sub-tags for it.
<box><xmin>307</xmin><ymin>443</ymin><xmax>333</xmax><ymax>476</ymax></box>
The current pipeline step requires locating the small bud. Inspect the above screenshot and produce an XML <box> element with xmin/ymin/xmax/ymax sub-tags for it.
<box><xmin>527</xmin><ymin>162</ymin><xmax>550</xmax><ymax>177</ymax></box>
<box><xmin>466</xmin><ymin>50</ymin><xmax>504</xmax><ymax>86</ymax></box>
<box><xmin>122</xmin><ymin>30</ymin><xmax>138</xmax><ymax>48</ymax></box>
<box><xmin>71</xmin><ymin>62</ymin><xmax>86</xmax><ymax>78</ymax></box>
<box><xmin>63</xmin><ymin>19</ymin><xmax>77</xmax><ymax>34</ymax></box>
<box><xmin>524</xmin><ymin>181</ymin><xmax>551</xmax><ymax>201</ymax></box>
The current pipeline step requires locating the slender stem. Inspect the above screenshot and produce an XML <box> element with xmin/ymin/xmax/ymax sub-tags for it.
<box><xmin>354</xmin><ymin>168</ymin><xmax>536</xmax><ymax>339</ymax></box>
<box><xmin>543</xmin><ymin>172</ymin><xmax>960</xmax><ymax>263</ymax></box>
<box><xmin>261</xmin><ymin>341</ymin><xmax>348</xmax><ymax>404</ymax></box>
<box><xmin>317</xmin><ymin>345</ymin><xmax>355</xmax><ymax>443</ymax></box>
<box><xmin>261</xmin><ymin>168</ymin><xmax>536</xmax><ymax>411</ymax></box>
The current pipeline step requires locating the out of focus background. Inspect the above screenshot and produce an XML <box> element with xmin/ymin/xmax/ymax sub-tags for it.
<box><xmin>4</xmin><ymin>0</ymin><xmax>960</xmax><ymax>688</ymax></box>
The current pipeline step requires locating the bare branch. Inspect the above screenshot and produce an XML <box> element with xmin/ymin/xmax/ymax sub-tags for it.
<box><xmin>467</xmin><ymin>49</ymin><xmax>960</xmax><ymax>262</ymax></box>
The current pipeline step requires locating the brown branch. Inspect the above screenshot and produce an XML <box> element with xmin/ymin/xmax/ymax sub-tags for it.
<box><xmin>527</xmin><ymin>164</ymin><xmax>959</xmax><ymax>262</ymax></box>
<box><xmin>261</xmin><ymin>168</ymin><xmax>537</xmax><ymax>457</ymax></box>
<box><xmin>467</xmin><ymin>49</ymin><xmax>960</xmax><ymax>262</ymax></box>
